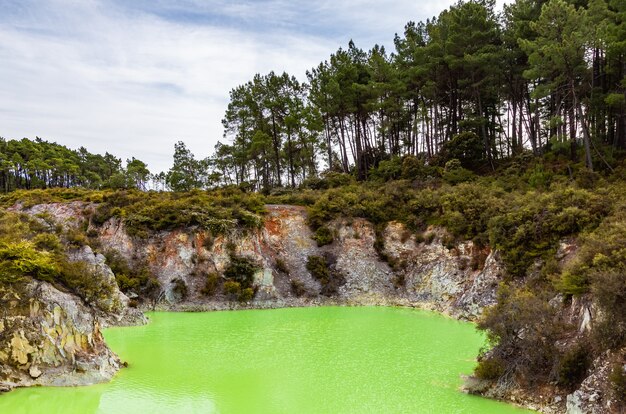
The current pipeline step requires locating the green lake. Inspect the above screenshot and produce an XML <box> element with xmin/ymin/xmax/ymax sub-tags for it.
<box><xmin>0</xmin><ymin>307</ymin><xmax>529</xmax><ymax>413</ymax></box>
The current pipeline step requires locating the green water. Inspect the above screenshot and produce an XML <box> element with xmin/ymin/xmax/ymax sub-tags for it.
<box><xmin>0</xmin><ymin>307</ymin><xmax>529</xmax><ymax>414</ymax></box>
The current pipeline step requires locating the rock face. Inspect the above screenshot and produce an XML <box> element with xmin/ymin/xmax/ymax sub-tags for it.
<box><xmin>382</xmin><ymin>222</ymin><xmax>501</xmax><ymax>318</ymax></box>
<box><xmin>566</xmin><ymin>353</ymin><xmax>618</xmax><ymax>414</ymax></box>
<box><xmin>89</xmin><ymin>204</ymin><xmax>501</xmax><ymax>319</ymax></box>
<box><xmin>0</xmin><ymin>281</ymin><xmax>122</xmax><ymax>390</ymax></box>
<box><xmin>12</xmin><ymin>202</ymin><xmax>504</xmax><ymax>317</ymax></box>
<box><xmin>67</xmin><ymin>245</ymin><xmax>145</xmax><ymax>327</ymax></box>
<box><xmin>1</xmin><ymin>202</ymin><xmax>145</xmax><ymax>392</ymax></box>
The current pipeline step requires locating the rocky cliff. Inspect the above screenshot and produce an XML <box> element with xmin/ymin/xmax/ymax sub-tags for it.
<box><xmin>2</xmin><ymin>201</ymin><xmax>610</xmax><ymax>413</ymax></box>
<box><xmin>88</xmin><ymin>204</ymin><xmax>503</xmax><ymax>319</ymax></box>
<box><xmin>0</xmin><ymin>245</ymin><xmax>144</xmax><ymax>392</ymax></box>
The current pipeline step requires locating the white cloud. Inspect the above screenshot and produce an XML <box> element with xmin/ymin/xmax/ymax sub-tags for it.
<box><xmin>0</xmin><ymin>0</ymin><xmax>511</xmax><ymax>173</ymax></box>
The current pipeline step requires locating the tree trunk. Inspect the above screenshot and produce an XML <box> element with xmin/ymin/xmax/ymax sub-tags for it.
<box><xmin>572</xmin><ymin>82</ymin><xmax>594</xmax><ymax>171</ymax></box>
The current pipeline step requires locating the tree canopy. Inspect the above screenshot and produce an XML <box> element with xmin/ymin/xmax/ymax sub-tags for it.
<box><xmin>4</xmin><ymin>0</ymin><xmax>625</xmax><ymax>193</ymax></box>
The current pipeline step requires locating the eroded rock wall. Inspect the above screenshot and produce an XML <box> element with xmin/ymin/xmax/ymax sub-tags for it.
<box><xmin>89</xmin><ymin>204</ymin><xmax>501</xmax><ymax>319</ymax></box>
<box><xmin>1</xmin><ymin>281</ymin><xmax>121</xmax><ymax>391</ymax></box>
<box><xmin>1</xmin><ymin>202</ymin><xmax>145</xmax><ymax>391</ymax></box>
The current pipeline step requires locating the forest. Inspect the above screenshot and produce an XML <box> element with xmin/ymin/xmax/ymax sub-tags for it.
<box><xmin>1</xmin><ymin>0</ymin><xmax>625</xmax><ymax>193</ymax></box>
<box><xmin>212</xmin><ymin>0</ymin><xmax>626</xmax><ymax>190</ymax></box>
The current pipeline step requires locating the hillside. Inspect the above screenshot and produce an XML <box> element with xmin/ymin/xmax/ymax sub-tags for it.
<box><xmin>0</xmin><ymin>157</ymin><xmax>625</xmax><ymax>412</ymax></box>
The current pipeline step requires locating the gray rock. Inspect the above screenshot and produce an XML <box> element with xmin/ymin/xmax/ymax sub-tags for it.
<box><xmin>28</xmin><ymin>366</ymin><xmax>42</xmax><ymax>379</ymax></box>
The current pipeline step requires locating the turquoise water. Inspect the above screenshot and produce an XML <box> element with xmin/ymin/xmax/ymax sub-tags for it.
<box><xmin>0</xmin><ymin>307</ymin><xmax>528</xmax><ymax>413</ymax></box>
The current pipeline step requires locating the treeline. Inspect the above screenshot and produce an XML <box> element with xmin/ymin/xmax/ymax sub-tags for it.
<box><xmin>3</xmin><ymin>0</ymin><xmax>625</xmax><ymax>194</ymax></box>
<box><xmin>0</xmin><ymin>137</ymin><xmax>152</xmax><ymax>192</ymax></box>
<box><xmin>209</xmin><ymin>0</ymin><xmax>626</xmax><ymax>190</ymax></box>
<box><xmin>0</xmin><ymin>137</ymin><xmax>213</xmax><ymax>193</ymax></box>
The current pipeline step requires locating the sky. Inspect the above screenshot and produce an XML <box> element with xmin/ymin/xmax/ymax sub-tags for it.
<box><xmin>0</xmin><ymin>0</ymin><xmax>510</xmax><ymax>173</ymax></box>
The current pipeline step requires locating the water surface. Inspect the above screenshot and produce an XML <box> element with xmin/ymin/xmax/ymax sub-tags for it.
<box><xmin>0</xmin><ymin>307</ymin><xmax>528</xmax><ymax>413</ymax></box>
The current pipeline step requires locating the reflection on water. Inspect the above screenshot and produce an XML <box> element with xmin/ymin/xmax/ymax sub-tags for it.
<box><xmin>0</xmin><ymin>307</ymin><xmax>530</xmax><ymax>414</ymax></box>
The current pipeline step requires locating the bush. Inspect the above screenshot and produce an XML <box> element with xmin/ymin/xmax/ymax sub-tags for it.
<box><xmin>0</xmin><ymin>241</ymin><xmax>59</xmax><ymax>284</ymax></box>
<box><xmin>104</xmin><ymin>250</ymin><xmax>153</xmax><ymax>296</ymax></box>
<box><xmin>290</xmin><ymin>279</ymin><xmax>307</xmax><ymax>297</ymax></box>
<box><xmin>556</xmin><ymin>344</ymin><xmax>591</xmax><ymax>390</ymax></box>
<box><xmin>223</xmin><ymin>280</ymin><xmax>241</xmax><ymax>300</ymax></box>
<box><xmin>201</xmin><ymin>272</ymin><xmax>220</xmax><ymax>296</ymax></box>
<box><xmin>557</xmin><ymin>209</ymin><xmax>626</xmax><ymax>295</ymax></box>
<box><xmin>526</xmin><ymin>165</ymin><xmax>552</xmax><ymax>190</ymax></box>
<box><xmin>575</xmin><ymin>169</ymin><xmax>600</xmax><ymax>189</ymax></box>
<box><xmin>58</xmin><ymin>259</ymin><xmax>117</xmax><ymax>311</ymax></box>
<box><xmin>238</xmin><ymin>287</ymin><xmax>255</xmax><ymax>302</ymax></box>
<box><xmin>65</xmin><ymin>228</ymin><xmax>89</xmax><ymax>248</ymax></box>
<box><xmin>610</xmin><ymin>363</ymin><xmax>626</xmax><ymax>403</ymax></box>
<box><xmin>474</xmin><ymin>357</ymin><xmax>505</xmax><ymax>380</ymax></box>
<box><xmin>401</xmin><ymin>156</ymin><xmax>426</xmax><ymax>180</ymax></box>
<box><xmin>306</xmin><ymin>254</ymin><xmax>345</xmax><ymax>296</ymax></box>
<box><xmin>32</xmin><ymin>233</ymin><xmax>63</xmax><ymax>253</ymax></box>
<box><xmin>312</xmin><ymin>226</ymin><xmax>334</xmax><ymax>246</ymax></box>
<box><xmin>223</xmin><ymin>255</ymin><xmax>259</xmax><ymax>288</ymax></box>
<box><xmin>306</xmin><ymin>255</ymin><xmax>330</xmax><ymax>281</ymax></box>
<box><xmin>589</xmin><ymin>268</ymin><xmax>626</xmax><ymax>350</ymax></box>
<box><xmin>438</xmin><ymin>132</ymin><xmax>485</xmax><ymax>170</ymax></box>
<box><xmin>369</xmin><ymin>157</ymin><xmax>402</xmax><ymax>182</ymax></box>
<box><xmin>442</xmin><ymin>166</ymin><xmax>475</xmax><ymax>184</ymax></box>
<box><xmin>476</xmin><ymin>285</ymin><xmax>563</xmax><ymax>385</ymax></box>
<box><xmin>490</xmin><ymin>187</ymin><xmax>606</xmax><ymax>278</ymax></box>
<box><xmin>89</xmin><ymin>189</ymin><xmax>266</xmax><ymax>238</ymax></box>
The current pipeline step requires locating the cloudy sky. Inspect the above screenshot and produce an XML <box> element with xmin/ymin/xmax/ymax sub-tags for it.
<box><xmin>0</xmin><ymin>0</ymin><xmax>509</xmax><ymax>173</ymax></box>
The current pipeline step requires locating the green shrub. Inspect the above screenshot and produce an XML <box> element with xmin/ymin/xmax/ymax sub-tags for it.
<box><xmin>32</xmin><ymin>233</ymin><xmax>63</xmax><ymax>253</ymax></box>
<box><xmin>65</xmin><ymin>228</ymin><xmax>89</xmax><ymax>248</ymax></box>
<box><xmin>238</xmin><ymin>287</ymin><xmax>255</xmax><ymax>302</ymax></box>
<box><xmin>557</xmin><ymin>213</ymin><xmax>626</xmax><ymax>295</ymax></box>
<box><xmin>87</xmin><ymin>189</ymin><xmax>266</xmax><ymax>238</ymax></box>
<box><xmin>575</xmin><ymin>169</ymin><xmax>600</xmax><ymax>189</ymax></box>
<box><xmin>104</xmin><ymin>250</ymin><xmax>153</xmax><ymax>295</ymax></box>
<box><xmin>489</xmin><ymin>187</ymin><xmax>606</xmax><ymax>278</ymax></box>
<box><xmin>442</xmin><ymin>159</ymin><xmax>476</xmax><ymax>184</ymax></box>
<box><xmin>319</xmin><ymin>172</ymin><xmax>355</xmax><ymax>188</ymax></box>
<box><xmin>526</xmin><ymin>165</ymin><xmax>552</xmax><ymax>190</ymax></box>
<box><xmin>556</xmin><ymin>344</ymin><xmax>591</xmax><ymax>390</ymax></box>
<box><xmin>0</xmin><ymin>241</ymin><xmax>59</xmax><ymax>284</ymax></box>
<box><xmin>290</xmin><ymin>279</ymin><xmax>307</xmax><ymax>297</ymax></box>
<box><xmin>58</xmin><ymin>259</ymin><xmax>117</xmax><ymax>311</ymax></box>
<box><xmin>369</xmin><ymin>157</ymin><xmax>402</xmax><ymax>181</ymax></box>
<box><xmin>223</xmin><ymin>280</ymin><xmax>241</xmax><ymax>300</ymax></box>
<box><xmin>223</xmin><ymin>255</ymin><xmax>259</xmax><ymax>288</ymax></box>
<box><xmin>306</xmin><ymin>255</ymin><xmax>330</xmax><ymax>281</ymax></box>
<box><xmin>474</xmin><ymin>357</ymin><xmax>505</xmax><ymax>380</ymax></box>
<box><xmin>589</xmin><ymin>268</ymin><xmax>626</xmax><ymax>350</ymax></box>
<box><xmin>476</xmin><ymin>285</ymin><xmax>562</xmax><ymax>385</ymax></box>
<box><xmin>201</xmin><ymin>272</ymin><xmax>220</xmax><ymax>296</ymax></box>
<box><xmin>312</xmin><ymin>226</ymin><xmax>334</xmax><ymax>246</ymax></box>
<box><xmin>306</xmin><ymin>254</ymin><xmax>345</xmax><ymax>296</ymax></box>
<box><xmin>610</xmin><ymin>363</ymin><xmax>626</xmax><ymax>403</ymax></box>
<box><xmin>400</xmin><ymin>156</ymin><xmax>426</xmax><ymax>180</ymax></box>
<box><xmin>438</xmin><ymin>132</ymin><xmax>484</xmax><ymax>169</ymax></box>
